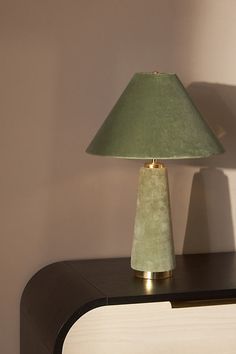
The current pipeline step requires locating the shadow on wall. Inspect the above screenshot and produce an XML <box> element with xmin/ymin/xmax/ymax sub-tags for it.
<box><xmin>183</xmin><ymin>167</ymin><xmax>234</xmax><ymax>253</ymax></box>
<box><xmin>183</xmin><ymin>82</ymin><xmax>236</xmax><ymax>254</ymax></box>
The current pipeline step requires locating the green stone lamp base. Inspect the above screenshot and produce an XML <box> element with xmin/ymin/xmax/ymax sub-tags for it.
<box><xmin>131</xmin><ymin>164</ymin><xmax>175</xmax><ymax>279</ymax></box>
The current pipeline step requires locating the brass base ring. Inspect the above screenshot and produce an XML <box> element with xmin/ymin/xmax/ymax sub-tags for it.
<box><xmin>135</xmin><ymin>270</ymin><xmax>173</xmax><ymax>280</ymax></box>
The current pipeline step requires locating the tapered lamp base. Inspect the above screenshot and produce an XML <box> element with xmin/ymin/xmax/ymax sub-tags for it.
<box><xmin>131</xmin><ymin>162</ymin><xmax>175</xmax><ymax>279</ymax></box>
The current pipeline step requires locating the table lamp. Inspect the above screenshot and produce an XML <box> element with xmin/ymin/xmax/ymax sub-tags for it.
<box><xmin>86</xmin><ymin>72</ymin><xmax>224</xmax><ymax>280</ymax></box>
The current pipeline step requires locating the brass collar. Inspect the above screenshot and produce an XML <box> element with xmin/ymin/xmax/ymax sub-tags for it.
<box><xmin>144</xmin><ymin>160</ymin><xmax>164</xmax><ymax>169</ymax></box>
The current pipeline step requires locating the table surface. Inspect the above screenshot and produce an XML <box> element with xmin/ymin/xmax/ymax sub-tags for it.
<box><xmin>21</xmin><ymin>252</ymin><xmax>236</xmax><ymax>354</ymax></box>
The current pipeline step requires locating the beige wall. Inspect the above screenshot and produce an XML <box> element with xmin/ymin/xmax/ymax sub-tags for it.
<box><xmin>170</xmin><ymin>0</ymin><xmax>236</xmax><ymax>253</ymax></box>
<box><xmin>0</xmin><ymin>1</ymin><xmax>236</xmax><ymax>353</ymax></box>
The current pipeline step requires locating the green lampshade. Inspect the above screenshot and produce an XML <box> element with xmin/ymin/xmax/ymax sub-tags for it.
<box><xmin>86</xmin><ymin>72</ymin><xmax>224</xmax><ymax>159</ymax></box>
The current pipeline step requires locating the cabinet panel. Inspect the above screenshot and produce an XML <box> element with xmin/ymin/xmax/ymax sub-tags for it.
<box><xmin>63</xmin><ymin>302</ymin><xmax>236</xmax><ymax>354</ymax></box>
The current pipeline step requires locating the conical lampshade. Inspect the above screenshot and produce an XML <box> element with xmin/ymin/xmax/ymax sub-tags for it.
<box><xmin>86</xmin><ymin>72</ymin><xmax>224</xmax><ymax>159</ymax></box>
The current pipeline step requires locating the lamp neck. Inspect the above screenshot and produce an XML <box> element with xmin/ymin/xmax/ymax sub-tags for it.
<box><xmin>144</xmin><ymin>159</ymin><xmax>164</xmax><ymax>169</ymax></box>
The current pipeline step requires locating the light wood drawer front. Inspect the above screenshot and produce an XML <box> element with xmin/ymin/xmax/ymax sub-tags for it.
<box><xmin>63</xmin><ymin>302</ymin><xmax>236</xmax><ymax>354</ymax></box>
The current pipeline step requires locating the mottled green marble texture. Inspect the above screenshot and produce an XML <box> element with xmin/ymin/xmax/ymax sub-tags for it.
<box><xmin>131</xmin><ymin>167</ymin><xmax>175</xmax><ymax>272</ymax></box>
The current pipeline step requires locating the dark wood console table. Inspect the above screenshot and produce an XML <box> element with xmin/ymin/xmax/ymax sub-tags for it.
<box><xmin>21</xmin><ymin>252</ymin><xmax>236</xmax><ymax>354</ymax></box>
